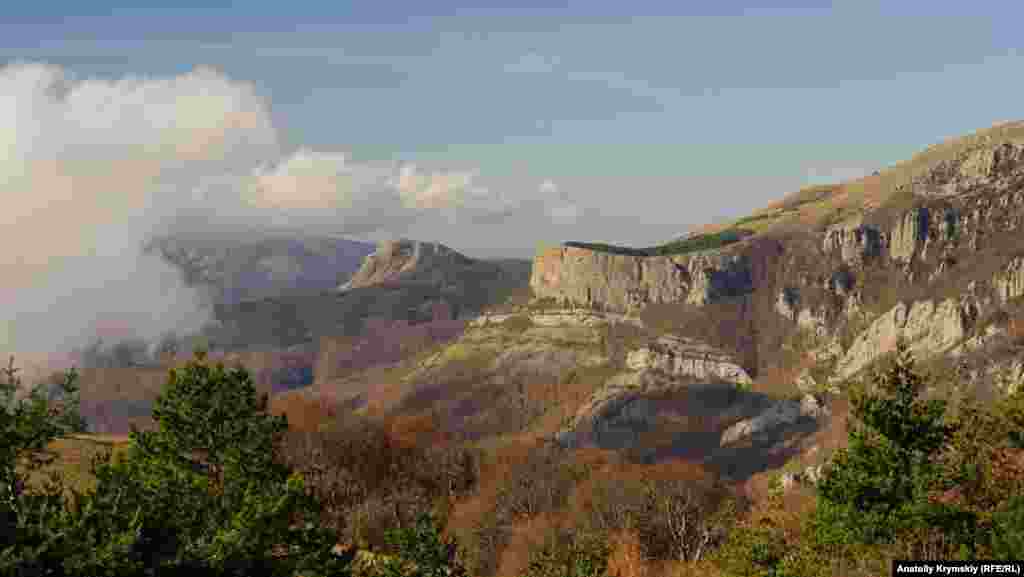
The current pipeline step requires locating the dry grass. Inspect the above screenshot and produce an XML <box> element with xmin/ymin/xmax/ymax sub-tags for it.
<box><xmin>606</xmin><ymin>529</ymin><xmax>648</xmax><ymax>577</ymax></box>
<box><xmin>494</xmin><ymin>512</ymin><xmax>569</xmax><ymax>577</ymax></box>
<box><xmin>696</xmin><ymin>120</ymin><xmax>1024</xmax><ymax>244</ymax></box>
<box><xmin>20</xmin><ymin>434</ymin><xmax>132</xmax><ymax>496</ymax></box>
<box><xmin>269</xmin><ymin>389</ymin><xmax>340</xmax><ymax>432</ymax></box>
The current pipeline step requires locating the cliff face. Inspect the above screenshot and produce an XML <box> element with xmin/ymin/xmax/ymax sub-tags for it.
<box><xmin>530</xmin><ymin>245</ymin><xmax>754</xmax><ymax>313</ymax></box>
<box><xmin>528</xmin><ymin>138</ymin><xmax>1024</xmax><ymax>396</ymax></box>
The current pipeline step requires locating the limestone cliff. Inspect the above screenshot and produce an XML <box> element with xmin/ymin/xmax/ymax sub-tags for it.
<box><xmin>530</xmin><ymin>245</ymin><xmax>754</xmax><ymax>313</ymax></box>
<box><xmin>527</xmin><ymin>132</ymin><xmax>1024</xmax><ymax>399</ymax></box>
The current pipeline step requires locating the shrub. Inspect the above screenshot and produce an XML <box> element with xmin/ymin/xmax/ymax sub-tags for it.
<box><xmin>277</xmin><ymin>417</ymin><xmax>478</xmax><ymax>552</ymax></box>
<box><xmin>379</xmin><ymin>511</ymin><xmax>467</xmax><ymax>577</ymax></box>
<box><xmin>522</xmin><ymin>526</ymin><xmax>609</xmax><ymax>577</ymax></box>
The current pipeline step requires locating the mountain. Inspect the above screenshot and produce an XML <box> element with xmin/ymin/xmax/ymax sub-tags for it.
<box><xmin>88</xmin><ymin>123</ymin><xmax>1024</xmax><ymax>463</ymax></box>
<box><xmin>340</xmin><ymin>238</ymin><xmax>500</xmax><ymax>291</ymax></box>
<box><xmin>51</xmin><ymin>122</ymin><xmax>1024</xmax><ymax>576</ymax></box>
<box><xmin>291</xmin><ymin>121</ymin><xmax>1024</xmax><ymax>480</ymax></box>
<box><xmin>208</xmin><ymin>239</ymin><xmax>531</xmax><ymax>350</ymax></box>
<box><xmin>144</xmin><ymin>231</ymin><xmax>376</xmax><ymax>306</ymax></box>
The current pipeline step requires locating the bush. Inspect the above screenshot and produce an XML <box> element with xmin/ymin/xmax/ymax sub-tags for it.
<box><xmin>277</xmin><ymin>417</ymin><xmax>478</xmax><ymax>552</ymax></box>
<box><xmin>523</xmin><ymin>526</ymin><xmax>609</xmax><ymax>577</ymax></box>
<box><xmin>379</xmin><ymin>512</ymin><xmax>467</xmax><ymax>577</ymax></box>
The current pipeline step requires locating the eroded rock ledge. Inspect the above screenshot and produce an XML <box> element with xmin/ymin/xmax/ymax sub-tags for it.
<box><xmin>625</xmin><ymin>335</ymin><xmax>752</xmax><ymax>385</ymax></box>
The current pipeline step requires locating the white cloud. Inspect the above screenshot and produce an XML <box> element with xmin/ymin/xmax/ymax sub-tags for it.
<box><xmin>0</xmin><ymin>62</ymin><xmax>279</xmax><ymax>359</ymax></box>
<box><xmin>0</xmin><ymin>61</ymin><xmax>584</xmax><ymax>360</ymax></box>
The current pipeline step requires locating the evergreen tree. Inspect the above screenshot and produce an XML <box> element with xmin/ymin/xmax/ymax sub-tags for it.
<box><xmin>2</xmin><ymin>351</ymin><xmax>353</xmax><ymax>576</ymax></box>
<box><xmin>812</xmin><ymin>340</ymin><xmax>973</xmax><ymax>550</ymax></box>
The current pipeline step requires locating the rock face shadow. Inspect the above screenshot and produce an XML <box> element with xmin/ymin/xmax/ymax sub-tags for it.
<box><xmin>585</xmin><ymin>383</ymin><xmax>826</xmax><ymax>482</ymax></box>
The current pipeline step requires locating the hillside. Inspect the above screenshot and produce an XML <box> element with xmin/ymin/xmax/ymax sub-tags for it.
<box><xmin>42</xmin><ymin>121</ymin><xmax>1024</xmax><ymax>577</ymax></box>
<box><xmin>144</xmin><ymin>231</ymin><xmax>376</xmax><ymax>306</ymax></box>
<box><xmin>209</xmin><ymin>239</ymin><xmax>531</xmax><ymax>350</ymax></box>
<box><xmin>76</xmin><ymin>239</ymin><xmax>531</xmax><ymax>433</ymax></box>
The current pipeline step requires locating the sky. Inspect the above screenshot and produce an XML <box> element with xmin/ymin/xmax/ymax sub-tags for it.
<box><xmin>1</xmin><ymin>1</ymin><xmax>1022</xmax><ymax>360</ymax></box>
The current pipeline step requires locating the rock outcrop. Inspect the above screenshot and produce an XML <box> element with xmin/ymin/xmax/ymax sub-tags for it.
<box><xmin>469</xmin><ymin>309</ymin><xmax>642</xmax><ymax>329</ymax></box>
<box><xmin>995</xmin><ymin>257</ymin><xmax>1024</xmax><ymax>303</ymax></box>
<box><xmin>339</xmin><ymin>238</ymin><xmax>493</xmax><ymax>291</ymax></box>
<box><xmin>719</xmin><ymin>393</ymin><xmax>829</xmax><ymax>446</ymax></box>
<box><xmin>625</xmin><ymin>335</ymin><xmax>752</xmax><ymax>385</ymax></box>
<box><xmin>530</xmin><ymin>245</ymin><xmax>753</xmax><ymax>313</ymax></box>
<box><xmin>822</xmin><ymin>218</ymin><xmax>883</xmax><ymax>265</ymax></box>
<box><xmin>889</xmin><ymin>207</ymin><xmax>930</xmax><ymax>262</ymax></box>
<box><xmin>555</xmin><ymin>334</ymin><xmax>753</xmax><ymax>449</ymax></box>
<box><xmin>835</xmin><ymin>297</ymin><xmax>980</xmax><ymax>380</ymax></box>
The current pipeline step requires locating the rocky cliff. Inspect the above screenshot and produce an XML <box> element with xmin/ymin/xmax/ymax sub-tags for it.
<box><xmin>266</xmin><ymin>123</ymin><xmax>1024</xmax><ymax>481</ymax></box>
<box><xmin>528</xmin><ymin>129</ymin><xmax>1024</xmax><ymax>399</ymax></box>
<box><xmin>530</xmin><ymin>245</ymin><xmax>754</xmax><ymax>313</ymax></box>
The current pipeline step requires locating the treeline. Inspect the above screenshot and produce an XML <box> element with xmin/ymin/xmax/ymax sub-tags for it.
<box><xmin>3</xmin><ymin>340</ymin><xmax>1024</xmax><ymax>576</ymax></box>
<box><xmin>564</xmin><ymin>228</ymin><xmax>753</xmax><ymax>258</ymax></box>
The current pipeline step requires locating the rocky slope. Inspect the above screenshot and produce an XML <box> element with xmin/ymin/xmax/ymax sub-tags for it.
<box><xmin>190</xmin><ymin>240</ymin><xmax>530</xmax><ymax>350</ymax></box>
<box><xmin>529</xmin><ymin>127</ymin><xmax>1024</xmax><ymax>402</ymax></box>
<box><xmin>99</xmin><ymin>122</ymin><xmax>1024</xmax><ymax>480</ymax></box>
<box><xmin>340</xmin><ymin>239</ymin><xmax>499</xmax><ymax>291</ymax></box>
<box><xmin>262</xmin><ymin>123</ymin><xmax>1024</xmax><ymax>484</ymax></box>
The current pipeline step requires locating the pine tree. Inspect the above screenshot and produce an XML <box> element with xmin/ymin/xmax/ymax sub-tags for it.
<box><xmin>812</xmin><ymin>340</ymin><xmax>973</xmax><ymax>550</ymax></box>
<box><xmin>2</xmin><ymin>351</ymin><xmax>354</xmax><ymax>576</ymax></box>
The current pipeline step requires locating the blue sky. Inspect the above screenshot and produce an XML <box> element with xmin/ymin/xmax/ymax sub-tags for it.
<box><xmin>2</xmin><ymin>1</ymin><xmax>1022</xmax><ymax>254</ymax></box>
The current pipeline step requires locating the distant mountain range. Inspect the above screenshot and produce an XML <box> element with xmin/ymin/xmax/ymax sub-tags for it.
<box><xmin>144</xmin><ymin>232</ymin><xmax>376</xmax><ymax>306</ymax></box>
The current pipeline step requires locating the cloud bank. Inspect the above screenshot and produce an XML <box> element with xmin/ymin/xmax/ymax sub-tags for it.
<box><xmin>0</xmin><ymin>62</ymin><xmax>579</xmax><ymax>363</ymax></box>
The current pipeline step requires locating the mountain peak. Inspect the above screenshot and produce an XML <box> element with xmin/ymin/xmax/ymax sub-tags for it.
<box><xmin>339</xmin><ymin>238</ymin><xmax>478</xmax><ymax>291</ymax></box>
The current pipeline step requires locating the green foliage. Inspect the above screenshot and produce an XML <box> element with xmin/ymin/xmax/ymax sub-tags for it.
<box><xmin>0</xmin><ymin>356</ymin><xmax>87</xmax><ymax>509</ymax></box>
<box><xmin>710</xmin><ymin>523</ymin><xmax>788</xmax><ymax>577</ymax></box>
<box><xmin>379</xmin><ymin>512</ymin><xmax>466</xmax><ymax>577</ymax></box>
<box><xmin>563</xmin><ymin>228</ymin><xmax>752</xmax><ymax>258</ymax></box>
<box><xmin>3</xmin><ymin>351</ymin><xmax>353</xmax><ymax>576</ymax></box>
<box><xmin>523</xmin><ymin>528</ymin><xmax>608</xmax><ymax>577</ymax></box>
<box><xmin>996</xmin><ymin>386</ymin><xmax>1024</xmax><ymax>449</ymax></box>
<box><xmin>990</xmin><ymin>495</ymin><xmax>1024</xmax><ymax>557</ymax></box>
<box><xmin>812</xmin><ymin>341</ymin><xmax>972</xmax><ymax>551</ymax></box>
